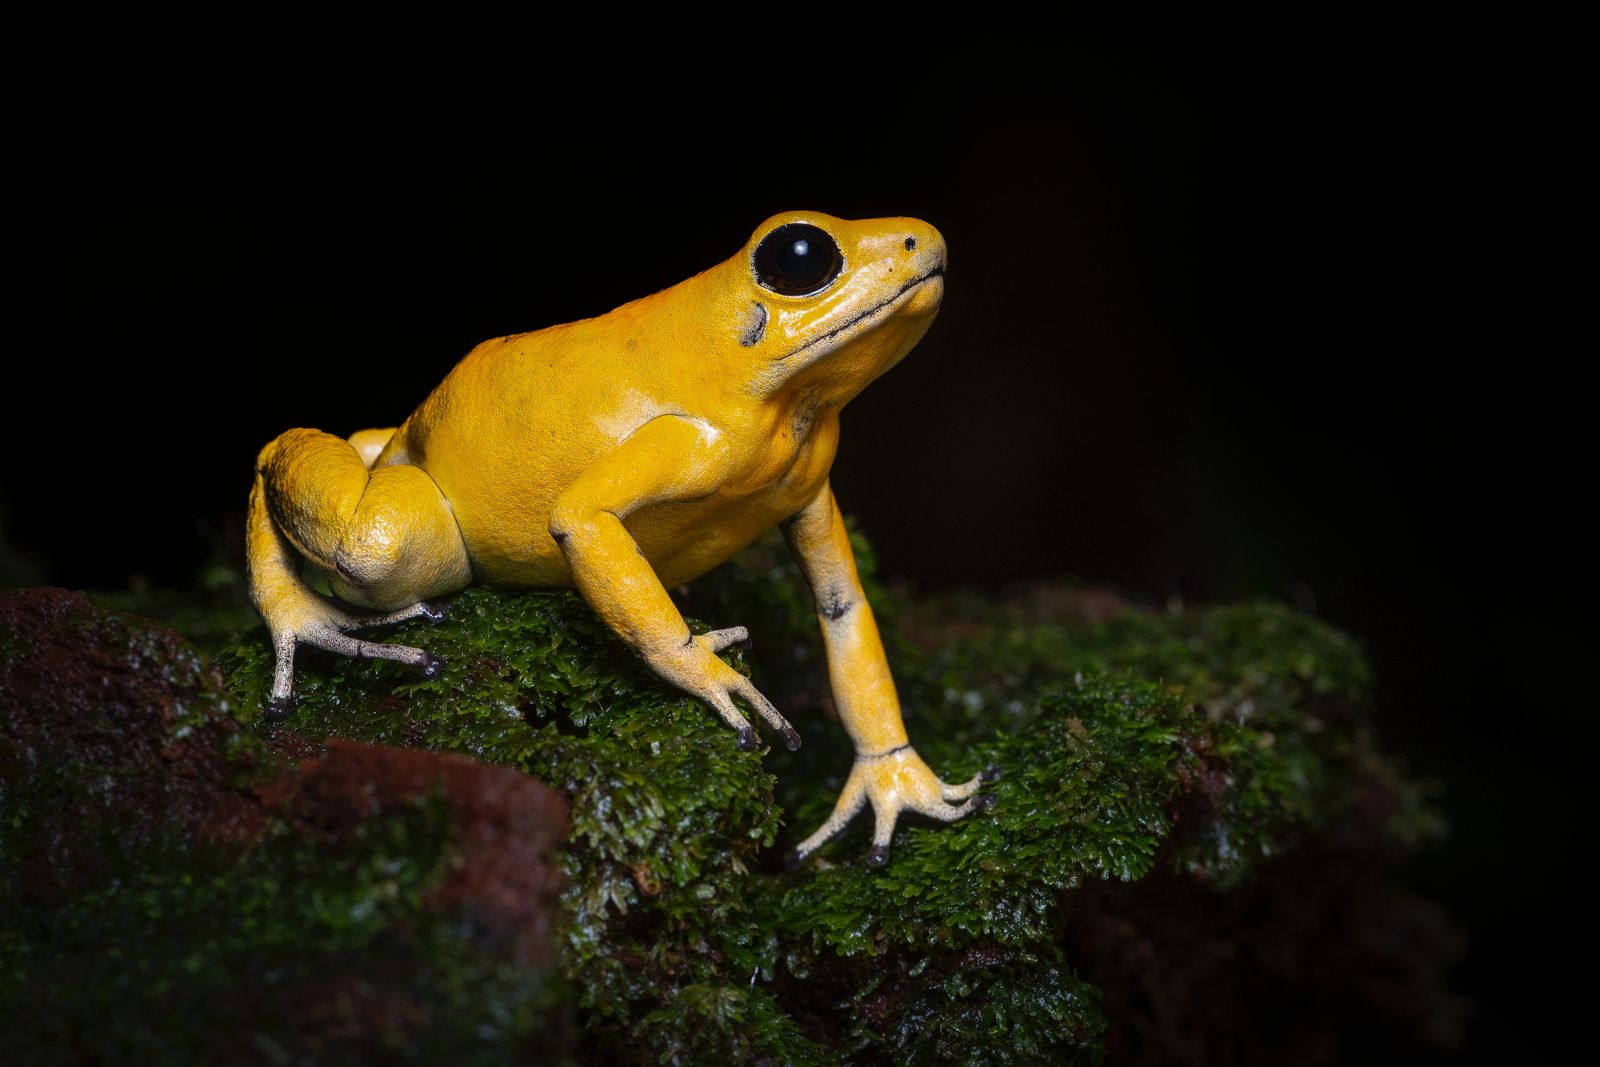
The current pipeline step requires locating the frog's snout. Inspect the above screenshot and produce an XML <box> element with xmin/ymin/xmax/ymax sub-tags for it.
<box><xmin>897</xmin><ymin>221</ymin><xmax>947</xmax><ymax>306</ymax></box>
<box><xmin>899</xmin><ymin>221</ymin><xmax>948</xmax><ymax>275</ymax></box>
<box><xmin>897</xmin><ymin>222</ymin><xmax>947</xmax><ymax>316</ymax></box>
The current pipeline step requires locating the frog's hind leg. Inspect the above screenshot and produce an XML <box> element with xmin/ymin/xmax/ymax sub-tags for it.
<box><xmin>248</xmin><ymin>427</ymin><xmax>472</xmax><ymax>721</ymax></box>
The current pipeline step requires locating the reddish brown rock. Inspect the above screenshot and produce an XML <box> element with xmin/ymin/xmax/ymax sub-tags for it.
<box><xmin>0</xmin><ymin>587</ymin><xmax>565</xmax><ymax>966</ymax></box>
<box><xmin>0</xmin><ymin>587</ymin><xmax>270</xmax><ymax>901</ymax></box>
<box><xmin>264</xmin><ymin>739</ymin><xmax>566</xmax><ymax>966</ymax></box>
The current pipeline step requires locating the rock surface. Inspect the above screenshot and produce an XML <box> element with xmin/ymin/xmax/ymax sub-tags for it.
<box><xmin>0</xmin><ymin>588</ymin><xmax>568</xmax><ymax>1065</ymax></box>
<box><xmin>2</xmin><ymin>528</ymin><xmax>1464</xmax><ymax>1063</ymax></box>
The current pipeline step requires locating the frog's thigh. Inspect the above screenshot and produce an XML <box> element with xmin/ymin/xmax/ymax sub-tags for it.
<box><xmin>259</xmin><ymin>428</ymin><xmax>471</xmax><ymax>611</ymax></box>
<box><xmin>322</xmin><ymin>464</ymin><xmax>474</xmax><ymax>608</ymax></box>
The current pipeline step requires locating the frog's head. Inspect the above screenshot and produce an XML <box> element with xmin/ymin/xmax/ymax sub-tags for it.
<box><xmin>715</xmin><ymin>211</ymin><xmax>946</xmax><ymax>403</ymax></box>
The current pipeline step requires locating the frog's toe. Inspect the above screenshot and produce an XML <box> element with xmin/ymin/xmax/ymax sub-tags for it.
<box><xmin>703</xmin><ymin>625</ymin><xmax>751</xmax><ymax>653</ymax></box>
<box><xmin>301</xmin><ymin>627</ymin><xmax>439</xmax><ymax>678</ymax></box>
<box><xmin>728</xmin><ymin>675</ymin><xmax>801</xmax><ymax>751</ymax></box>
<box><xmin>736</xmin><ymin>724</ymin><xmax>760</xmax><ymax>752</ymax></box>
<box><xmin>264</xmin><ymin>694</ymin><xmax>295</xmax><ymax>724</ymax></box>
<box><xmin>414</xmin><ymin>651</ymin><xmax>446</xmax><ymax>679</ymax></box>
<box><xmin>909</xmin><ymin>793</ymin><xmax>995</xmax><ymax>825</ymax></box>
<box><xmin>791</xmin><ymin>767</ymin><xmax>870</xmax><ymax>866</ymax></box>
<box><xmin>337</xmin><ymin>600</ymin><xmax>450</xmax><ymax>633</ymax></box>
<box><xmin>865</xmin><ymin>843</ymin><xmax>891</xmax><ymax>867</ymax></box>
<box><xmin>940</xmin><ymin>771</ymin><xmax>987</xmax><ymax>802</ymax></box>
<box><xmin>981</xmin><ymin>764</ymin><xmax>1002</xmax><ymax>783</ymax></box>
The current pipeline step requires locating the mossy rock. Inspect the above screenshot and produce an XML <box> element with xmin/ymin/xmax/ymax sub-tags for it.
<box><xmin>208</xmin><ymin>531</ymin><xmax>1457</xmax><ymax>1064</ymax></box>
<box><xmin>0</xmin><ymin>589</ymin><xmax>570</xmax><ymax>1066</ymax></box>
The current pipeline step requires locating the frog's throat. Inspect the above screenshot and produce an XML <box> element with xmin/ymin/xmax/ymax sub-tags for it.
<box><xmin>776</xmin><ymin>266</ymin><xmax>945</xmax><ymax>362</ymax></box>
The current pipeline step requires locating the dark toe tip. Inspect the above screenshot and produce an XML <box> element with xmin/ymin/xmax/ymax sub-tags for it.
<box><xmin>735</xmin><ymin>635</ymin><xmax>753</xmax><ymax>650</ymax></box>
<box><xmin>784</xmin><ymin>849</ymin><xmax>805</xmax><ymax>871</ymax></box>
<box><xmin>865</xmin><ymin>844</ymin><xmax>890</xmax><ymax>867</ymax></box>
<box><xmin>420</xmin><ymin>603</ymin><xmax>448</xmax><ymax>623</ymax></box>
<box><xmin>981</xmin><ymin>764</ymin><xmax>1003</xmax><ymax>783</ymax></box>
<box><xmin>974</xmin><ymin>794</ymin><xmax>999</xmax><ymax>812</ymax></box>
<box><xmin>736</xmin><ymin>726</ymin><xmax>759</xmax><ymax>752</ymax></box>
<box><xmin>782</xmin><ymin>727</ymin><xmax>802</xmax><ymax>752</ymax></box>
<box><xmin>415</xmin><ymin>652</ymin><xmax>446</xmax><ymax>679</ymax></box>
<box><xmin>265</xmin><ymin>696</ymin><xmax>294</xmax><ymax>724</ymax></box>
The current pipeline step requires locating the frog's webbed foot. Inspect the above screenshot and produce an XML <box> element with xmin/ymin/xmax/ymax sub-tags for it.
<box><xmin>652</xmin><ymin>625</ymin><xmax>800</xmax><ymax>752</ymax></box>
<box><xmin>263</xmin><ymin>602</ymin><xmax>449</xmax><ymax>723</ymax></box>
<box><xmin>788</xmin><ymin>747</ymin><xmax>998</xmax><ymax>868</ymax></box>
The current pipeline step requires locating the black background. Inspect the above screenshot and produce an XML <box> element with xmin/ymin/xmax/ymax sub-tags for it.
<box><xmin>6</xmin><ymin>13</ymin><xmax>1543</xmax><ymax>1059</ymax></box>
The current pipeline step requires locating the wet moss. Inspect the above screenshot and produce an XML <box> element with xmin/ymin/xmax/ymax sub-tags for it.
<box><xmin>846</xmin><ymin>945</ymin><xmax>1104</xmax><ymax>1065</ymax></box>
<box><xmin>0</xmin><ymin>523</ymin><xmax>1453</xmax><ymax>1062</ymax></box>
<box><xmin>0</xmin><ymin>591</ymin><xmax>568</xmax><ymax>1065</ymax></box>
<box><xmin>210</xmin><ymin>530</ymin><xmax>1448</xmax><ymax>1063</ymax></box>
<box><xmin>220</xmin><ymin>588</ymin><xmax>797</xmax><ymax>1060</ymax></box>
<box><xmin>2</xmin><ymin>797</ymin><xmax>566</xmax><ymax>1066</ymax></box>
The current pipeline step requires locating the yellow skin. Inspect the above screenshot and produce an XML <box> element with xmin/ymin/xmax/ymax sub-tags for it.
<box><xmin>247</xmin><ymin>211</ymin><xmax>995</xmax><ymax>866</ymax></box>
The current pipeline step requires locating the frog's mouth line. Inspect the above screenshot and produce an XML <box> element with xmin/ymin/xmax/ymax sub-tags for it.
<box><xmin>777</xmin><ymin>266</ymin><xmax>945</xmax><ymax>361</ymax></box>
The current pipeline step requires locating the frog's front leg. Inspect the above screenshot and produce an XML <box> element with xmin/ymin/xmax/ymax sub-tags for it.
<box><xmin>782</xmin><ymin>482</ymin><xmax>997</xmax><ymax>867</ymax></box>
<box><xmin>549</xmin><ymin>415</ymin><xmax>800</xmax><ymax>752</ymax></box>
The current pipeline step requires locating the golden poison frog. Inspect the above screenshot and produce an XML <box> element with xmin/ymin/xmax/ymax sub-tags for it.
<box><xmin>248</xmin><ymin>211</ymin><xmax>996</xmax><ymax>866</ymax></box>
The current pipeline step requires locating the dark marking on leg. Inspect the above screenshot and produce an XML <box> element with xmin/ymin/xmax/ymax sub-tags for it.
<box><xmin>739</xmin><ymin>301</ymin><xmax>768</xmax><ymax>347</ymax></box>
<box><xmin>904</xmin><ymin>236</ymin><xmax>916</xmax><ymax>251</ymax></box>
<box><xmin>683</xmin><ymin>631</ymin><xmax>697</xmax><ymax>647</ymax></box>
<box><xmin>819</xmin><ymin>587</ymin><xmax>855</xmax><ymax>622</ymax></box>
<box><xmin>550</xmin><ymin>529</ymin><xmax>569</xmax><ymax>546</ymax></box>
<box><xmin>865</xmin><ymin>844</ymin><xmax>890</xmax><ymax>867</ymax></box>
<box><xmin>779</xmin><ymin>509</ymin><xmax>804</xmax><ymax>529</ymax></box>
<box><xmin>858</xmin><ymin>742</ymin><xmax>911</xmax><ymax>760</ymax></box>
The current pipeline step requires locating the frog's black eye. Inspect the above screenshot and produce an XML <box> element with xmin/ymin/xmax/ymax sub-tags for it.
<box><xmin>753</xmin><ymin>223</ymin><xmax>843</xmax><ymax>296</ymax></box>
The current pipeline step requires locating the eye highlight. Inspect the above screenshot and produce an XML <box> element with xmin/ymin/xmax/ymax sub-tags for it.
<box><xmin>753</xmin><ymin>223</ymin><xmax>843</xmax><ymax>296</ymax></box>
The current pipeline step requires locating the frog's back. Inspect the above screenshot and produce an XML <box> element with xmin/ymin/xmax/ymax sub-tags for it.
<box><xmin>382</xmin><ymin>275</ymin><xmax>729</xmax><ymax>583</ymax></box>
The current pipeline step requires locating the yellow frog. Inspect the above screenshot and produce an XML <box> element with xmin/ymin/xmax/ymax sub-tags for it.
<box><xmin>247</xmin><ymin>210</ymin><xmax>996</xmax><ymax>866</ymax></box>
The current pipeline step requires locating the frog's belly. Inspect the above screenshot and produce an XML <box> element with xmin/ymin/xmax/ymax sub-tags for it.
<box><xmin>460</xmin><ymin>481</ymin><xmax>814</xmax><ymax>591</ymax></box>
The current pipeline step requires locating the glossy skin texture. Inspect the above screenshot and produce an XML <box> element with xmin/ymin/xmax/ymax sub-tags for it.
<box><xmin>247</xmin><ymin>211</ymin><xmax>994</xmax><ymax>865</ymax></box>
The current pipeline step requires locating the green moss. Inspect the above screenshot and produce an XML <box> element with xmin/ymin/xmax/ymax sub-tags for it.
<box><xmin>0</xmin><ymin>592</ymin><xmax>567</xmax><ymax>1065</ymax></box>
<box><xmin>2</xmin><ymin>530</ymin><xmax>1447</xmax><ymax>1062</ymax></box>
<box><xmin>220</xmin><ymin>587</ymin><xmax>802</xmax><ymax>1061</ymax></box>
<box><xmin>0</xmin><ymin>505</ymin><xmax>1453</xmax><ymax>1062</ymax></box>
<box><xmin>770</xmin><ymin>681</ymin><xmax>1193</xmax><ymax>961</ymax></box>
<box><xmin>852</xmin><ymin>946</ymin><xmax>1104</xmax><ymax>1065</ymax></box>
<box><xmin>207</xmin><ymin>528</ymin><xmax>1443</xmax><ymax>1063</ymax></box>
<box><xmin>1</xmin><ymin>795</ymin><xmax>568</xmax><ymax>1066</ymax></box>
<box><xmin>0</xmin><ymin>595</ymin><xmax>264</xmax><ymax>883</ymax></box>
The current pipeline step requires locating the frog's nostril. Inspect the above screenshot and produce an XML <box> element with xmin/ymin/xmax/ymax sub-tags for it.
<box><xmin>904</xmin><ymin>237</ymin><xmax>917</xmax><ymax>252</ymax></box>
